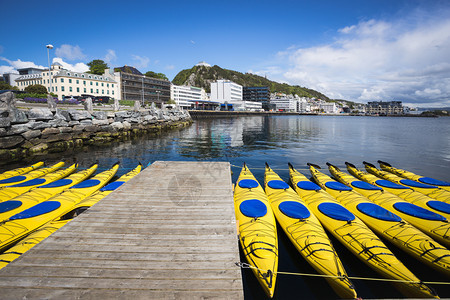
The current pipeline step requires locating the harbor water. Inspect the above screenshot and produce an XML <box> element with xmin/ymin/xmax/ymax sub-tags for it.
<box><xmin>1</xmin><ymin>115</ymin><xmax>449</xmax><ymax>299</ymax></box>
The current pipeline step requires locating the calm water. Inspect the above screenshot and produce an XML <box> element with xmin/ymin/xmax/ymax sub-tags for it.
<box><xmin>2</xmin><ymin>115</ymin><xmax>450</xmax><ymax>299</ymax></box>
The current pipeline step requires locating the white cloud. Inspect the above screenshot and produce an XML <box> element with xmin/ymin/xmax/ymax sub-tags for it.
<box><xmin>131</xmin><ymin>55</ymin><xmax>150</xmax><ymax>69</ymax></box>
<box><xmin>0</xmin><ymin>57</ymin><xmax>45</xmax><ymax>72</ymax></box>
<box><xmin>0</xmin><ymin>65</ymin><xmax>16</xmax><ymax>75</ymax></box>
<box><xmin>104</xmin><ymin>49</ymin><xmax>117</xmax><ymax>64</ymax></box>
<box><xmin>258</xmin><ymin>9</ymin><xmax>450</xmax><ymax>107</ymax></box>
<box><xmin>52</xmin><ymin>57</ymin><xmax>89</xmax><ymax>73</ymax></box>
<box><xmin>55</xmin><ymin>44</ymin><xmax>85</xmax><ymax>61</ymax></box>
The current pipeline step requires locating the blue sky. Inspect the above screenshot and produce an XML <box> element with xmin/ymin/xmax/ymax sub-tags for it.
<box><xmin>1</xmin><ymin>0</ymin><xmax>449</xmax><ymax>107</ymax></box>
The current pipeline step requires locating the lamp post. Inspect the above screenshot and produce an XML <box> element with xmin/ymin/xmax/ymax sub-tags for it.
<box><xmin>46</xmin><ymin>44</ymin><xmax>53</xmax><ymax>94</ymax></box>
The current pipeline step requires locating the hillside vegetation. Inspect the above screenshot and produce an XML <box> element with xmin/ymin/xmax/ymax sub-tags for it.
<box><xmin>172</xmin><ymin>65</ymin><xmax>329</xmax><ymax>100</ymax></box>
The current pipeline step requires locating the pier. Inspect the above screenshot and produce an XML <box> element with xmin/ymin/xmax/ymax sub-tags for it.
<box><xmin>0</xmin><ymin>161</ymin><xmax>243</xmax><ymax>299</ymax></box>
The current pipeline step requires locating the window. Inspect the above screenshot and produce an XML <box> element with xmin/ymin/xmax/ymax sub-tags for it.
<box><xmin>76</xmin><ymin>80</ymin><xmax>79</xmax><ymax>84</ymax></box>
<box><xmin>90</xmin><ymin>82</ymin><xmax>92</xmax><ymax>85</ymax></box>
<box><xmin>96</xmin><ymin>82</ymin><xmax>98</xmax><ymax>86</ymax></box>
<box><xmin>61</xmin><ymin>78</ymin><xmax>64</xmax><ymax>83</ymax></box>
<box><xmin>67</xmin><ymin>73</ymin><xmax>70</xmax><ymax>76</ymax></box>
<box><xmin>112</xmin><ymin>84</ymin><xmax>114</xmax><ymax>88</ymax></box>
<box><xmin>101</xmin><ymin>83</ymin><xmax>104</xmax><ymax>87</ymax></box>
<box><xmin>62</xmin><ymin>86</ymin><xmax>65</xmax><ymax>92</ymax></box>
<box><xmin>90</xmin><ymin>88</ymin><xmax>93</xmax><ymax>93</ymax></box>
<box><xmin>55</xmin><ymin>87</ymin><xmax>57</xmax><ymax>92</ymax></box>
<box><xmin>84</xmin><ymin>88</ymin><xmax>86</xmax><ymax>93</ymax></box>
<box><xmin>81</xmin><ymin>74</ymin><xmax>85</xmax><ymax>78</ymax></box>
<box><xmin>112</xmin><ymin>90</ymin><xmax>114</xmax><ymax>95</ymax></box>
<box><xmin>89</xmin><ymin>75</ymin><xmax>92</xmax><ymax>79</ymax></box>
<box><xmin>77</xmin><ymin>87</ymin><xmax>79</xmax><ymax>92</ymax></box>
<box><xmin>107</xmin><ymin>84</ymin><xmax>109</xmax><ymax>88</ymax></box>
<box><xmin>96</xmin><ymin>89</ymin><xmax>99</xmax><ymax>93</ymax></box>
<box><xmin>69</xmin><ymin>87</ymin><xmax>72</xmax><ymax>92</ymax></box>
<box><xmin>83</xmin><ymin>81</ymin><xmax>86</xmax><ymax>85</ymax></box>
<box><xmin>69</xmin><ymin>79</ymin><xmax>72</xmax><ymax>83</ymax></box>
<box><xmin>102</xmin><ymin>90</ymin><xmax>104</xmax><ymax>94</ymax></box>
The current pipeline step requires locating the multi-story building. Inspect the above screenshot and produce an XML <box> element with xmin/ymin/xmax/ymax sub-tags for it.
<box><xmin>210</xmin><ymin>80</ymin><xmax>242</xmax><ymax>103</ymax></box>
<box><xmin>243</xmin><ymin>86</ymin><xmax>270</xmax><ymax>109</ymax></box>
<box><xmin>15</xmin><ymin>63</ymin><xmax>118</xmax><ymax>99</ymax></box>
<box><xmin>3</xmin><ymin>67</ymin><xmax>45</xmax><ymax>87</ymax></box>
<box><xmin>367</xmin><ymin>101</ymin><xmax>403</xmax><ymax>115</ymax></box>
<box><xmin>270</xmin><ymin>97</ymin><xmax>297</xmax><ymax>111</ymax></box>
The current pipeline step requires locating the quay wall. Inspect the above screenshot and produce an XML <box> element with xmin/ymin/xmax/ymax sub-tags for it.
<box><xmin>0</xmin><ymin>92</ymin><xmax>192</xmax><ymax>164</ymax></box>
<box><xmin>188</xmin><ymin>110</ymin><xmax>309</xmax><ymax>118</ymax></box>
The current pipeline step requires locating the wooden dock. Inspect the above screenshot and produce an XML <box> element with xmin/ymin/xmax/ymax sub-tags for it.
<box><xmin>0</xmin><ymin>161</ymin><xmax>244</xmax><ymax>299</ymax></box>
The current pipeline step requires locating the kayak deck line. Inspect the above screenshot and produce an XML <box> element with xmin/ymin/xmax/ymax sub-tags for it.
<box><xmin>0</xmin><ymin>161</ymin><xmax>243</xmax><ymax>299</ymax></box>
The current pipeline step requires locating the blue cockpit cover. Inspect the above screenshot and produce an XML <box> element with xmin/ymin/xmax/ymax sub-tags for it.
<box><xmin>357</xmin><ymin>202</ymin><xmax>402</xmax><ymax>222</ymax></box>
<box><xmin>427</xmin><ymin>201</ymin><xmax>450</xmax><ymax>214</ymax></box>
<box><xmin>10</xmin><ymin>201</ymin><xmax>61</xmax><ymax>220</ymax></box>
<box><xmin>100</xmin><ymin>181</ymin><xmax>124</xmax><ymax>191</ymax></box>
<box><xmin>351</xmin><ymin>181</ymin><xmax>382</xmax><ymax>191</ymax></box>
<box><xmin>0</xmin><ymin>175</ymin><xmax>27</xmax><ymax>184</ymax></box>
<box><xmin>279</xmin><ymin>201</ymin><xmax>310</xmax><ymax>219</ymax></box>
<box><xmin>0</xmin><ymin>200</ymin><xmax>23</xmax><ymax>213</ymax></box>
<box><xmin>318</xmin><ymin>202</ymin><xmax>355</xmax><ymax>221</ymax></box>
<box><xmin>393</xmin><ymin>202</ymin><xmax>446</xmax><ymax>221</ymax></box>
<box><xmin>10</xmin><ymin>178</ymin><xmax>46</xmax><ymax>187</ymax></box>
<box><xmin>240</xmin><ymin>199</ymin><xmax>267</xmax><ymax>218</ymax></box>
<box><xmin>375</xmin><ymin>180</ymin><xmax>409</xmax><ymax>189</ymax></box>
<box><xmin>70</xmin><ymin>179</ymin><xmax>101</xmax><ymax>189</ymax></box>
<box><xmin>419</xmin><ymin>177</ymin><xmax>450</xmax><ymax>187</ymax></box>
<box><xmin>325</xmin><ymin>181</ymin><xmax>352</xmax><ymax>191</ymax></box>
<box><xmin>238</xmin><ymin>179</ymin><xmax>259</xmax><ymax>189</ymax></box>
<box><xmin>268</xmin><ymin>180</ymin><xmax>290</xmax><ymax>190</ymax></box>
<box><xmin>39</xmin><ymin>178</ymin><xmax>73</xmax><ymax>188</ymax></box>
<box><xmin>297</xmin><ymin>181</ymin><xmax>321</xmax><ymax>191</ymax></box>
<box><xmin>399</xmin><ymin>179</ymin><xmax>437</xmax><ymax>189</ymax></box>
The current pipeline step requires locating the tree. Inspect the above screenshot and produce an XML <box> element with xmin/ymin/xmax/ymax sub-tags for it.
<box><xmin>24</xmin><ymin>84</ymin><xmax>47</xmax><ymax>94</ymax></box>
<box><xmin>87</xmin><ymin>59</ymin><xmax>109</xmax><ymax>75</ymax></box>
<box><xmin>144</xmin><ymin>71</ymin><xmax>168</xmax><ymax>80</ymax></box>
<box><xmin>0</xmin><ymin>82</ymin><xmax>15</xmax><ymax>90</ymax></box>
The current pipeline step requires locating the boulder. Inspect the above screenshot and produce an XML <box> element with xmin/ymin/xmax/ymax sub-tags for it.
<box><xmin>47</xmin><ymin>94</ymin><xmax>57</xmax><ymax>111</ymax></box>
<box><xmin>92</xmin><ymin>111</ymin><xmax>107</xmax><ymax>120</ymax></box>
<box><xmin>92</xmin><ymin>119</ymin><xmax>109</xmax><ymax>126</ymax></box>
<box><xmin>10</xmin><ymin>109</ymin><xmax>28</xmax><ymax>124</ymax></box>
<box><xmin>54</xmin><ymin>109</ymin><xmax>71</xmax><ymax>121</ymax></box>
<box><xmin>122</xmin><ymin>121</ymin><xmax>131</xmax><ymax>130</ymax></box>
<box><xmin>41</xmin><ymin>127</ymin><xmax>60</xmax><ymax>137</ymax></box>
<box><xmin>67</xmin><ymin>109</ymin><xmax>92</xmax><ymax>121</ymax></box>
<box><xmin>0</xmin><ymin>135</ymin><xmax>24</xmax><ymax>148</ymax></box>
<box><xmin>110</xmin><ymin>122</ymin><xmax>124</xmax><ymax>131</ymax></box>
<box><xmin>28</xmin><ymin>121</ymin><xmax>51</xmax><ymax>130</ymax></box>
<box><xmin>22</xmin><ymin>130</ymin><xmax>42</xmax><ymax>140</ymax></box>
<box><xmin>7</xmin><ymin>124</ymin><xmax>30</xmax><ymax>135</ymax></box>
<box><xmin>83</xmin><ymin>97</ymin><xmax>94</xmax><ymax>114</ymax></box>
<box><xmin>0</xmin><ymin>91</ymin><xmax>16</xmax><ymax>110</ymax></box>
<box><xmin>26</xmin><ymin>108</ymin><xmax>54</xmax><ymax>120</ymax></box>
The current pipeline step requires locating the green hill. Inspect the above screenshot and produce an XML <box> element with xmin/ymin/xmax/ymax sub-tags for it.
<box><xmin>172</xmin><ymin>65</ymin><xmax>329</xmax><ymax>100</ymax></box>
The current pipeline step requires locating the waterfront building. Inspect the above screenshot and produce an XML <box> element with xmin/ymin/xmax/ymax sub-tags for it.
<box><xmin>270</xmin><ymin>97</ymin><xmax>297</xmax><ymax>112</ymax></box>
<box><xmin>296</xmin><ymin>98</ymin><xmax>311</xmax><ymax>113</ymax></box>
<box><xmin>171</xmin><ymin>84</ymin><xmax>214</xmax><ymax>109</ymax></box>
<box><xmin>210</xmin><ymin>80</ymin><xmax>242</xmax><ymax>103</ymax></box>
<box><xmin>243</xmin><ymin>86</ymin><xmax>270</xmax><ymax>109</ymax></box>
<box><xmin>115</xmin><ymin>66</ymin><xmax>170</xmax><ymax>104</ymax></box>
<box><xmin>3</xmin><ymin>67</ymin><xmax>45</xmax><ymax>87</ymax></box>
<box><xmin>367</xmin><ymin>101</ymin><xmax>403</xmax><ymax>115</ymax></box>
<box><xmin>320</xmin><ymin>102</ymin><xmax>340</xmax><ymax>114</ymax></box>
<box><xmin>15</xmin><ymin>63</ymin><xmax>118</xmax><ymax>100</ymax></box>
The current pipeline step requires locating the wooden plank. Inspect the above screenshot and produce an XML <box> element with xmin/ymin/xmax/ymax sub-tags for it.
<box><xmin>0</xmin><ymin>161</ymin><xmax>243</xmax><ymax>299</ymax></box>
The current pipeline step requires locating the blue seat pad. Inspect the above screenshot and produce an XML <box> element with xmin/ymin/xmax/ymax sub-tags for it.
<box><xmin>351</xmin><ymin>181</ymin><xmax>382</xmax><ymax>191</ymax></box>
<box><xmin>297</xmin><ymin>181</ymin><xmax>321</xmax><ymax>191</ymax></box>
<box><xmin>393</xmin><ymin>202</ymin><xmax>446</xmax><ymax>221</ymax></box>
<box><xmin>399</xmin><ymin>179</ymin><xmax>437</xmax><ymax>189</ymax></box>
<box><xmin>419</xmin><ymin>177</ymin><xmax>450</xmax><ymax>187</ymax></box>
<box><xmin>10</xmin><ymin>178</ymin><xmax>46</xmax><ymax>187</ymax></box>
<box><xmin>238</xmin><ymin>179</ymin><xmax>259</xmax><ymax>189</ymax></box>
<box><xmin>0</xmin><ymin>175</ymin><xmax>27</xmax><ymax>184</ymax></box>
<box><xmin>100</xmin><ymin>181</ymin><xmax>124</xmax><ymax>192</ymax></box>
<box><xmin>267</xmin><ymin>180</ymin><xmax>290</xmax><ymax>190</ymax></box>
<box><xmin>325</xmin><ymin>181</ymin><xmax>352</xmax><ymax>191</ymax></box>
<box><xmin>39</xmin><ymin>178</ymin><xmax>73</xmax><ymax>188</ymax></box>
<box><xmin>0</xmin><ymin>201</ymin><xmax>23</xmax><ymax>214</ymax></box>
<box><xmin>10</xmin><ymin>201</ymin><xmax>61</xmax><ymax>220</ymax></box>
<box><xmin>375</xmin><ymin>180</ymin><xmax>409</xmax><ymax>189</ymax></box>
<box><xmin>279</xmin><ymin>201</ymin><xmax>310</xmax><ymax>219</ymax></box>
<box><xmin>427</xmin><ymin>201</ymin><xmax>450</xmax><ymax>214</ymax></box>
<box><xmin>318</xmin><ymin>202</ymin><xmax>355</xmax><ymax>221</ymax></box>
<box><xmin>357</xmin><ymin>202</ymin><xmax>402</xmax><ymax>222</ymax></box>
<box><xmin>240</xmin><ymin>199</ymin><xmax>267</xmax><ymax>218</ymax></box>
<box><xmin>70</xmin><ymin>179</ymin><xmax>101</xmax><ymax>189</ymax></box>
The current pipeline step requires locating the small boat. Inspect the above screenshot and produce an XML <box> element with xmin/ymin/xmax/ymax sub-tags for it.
<box><xmin>0</xmin><ymin>162</ymin><xmax>44</xmax><ymax>181</ymax></box>
<box><xmin>329</xmin><ymin>163</ymin><xmax>450</xmax><ymax>248</ymax></box>
<box><xmin>309</xmin><ymin>164</ymin><xmax>439</xmax><ymax>298</ymax></box>
<box><xmin>378</xmin><ymin>160</ymin><xmax>450</xmax><ymax>192</ymax></box>
<box><xmin>368</xmin><ymin>161</ymin><xmax>450</xmax><ymax>204</ymax></box>
<box><xmin>265</xmin><ymin>164</ymin><xmax>357</xmax><ymax>299</ymax></box>
<box><xmin>347</xmin><ymin>163</ymin><xmax>450</xmax><ymax>220</ymax></box>
<box><xmin>0</xmin><ymin>162</ymin><xmax>65</xmax><ymax>188</ymax></box>
<box><xmin>0</xmin><ymin>163</ymin><xmax>98</xmax><ymax>223</ymax></box>
<box><xmin>234</xmin><ymin>164</ymin><xmax>278</xmax><ymax>298</ymax></box>
<box><xmin>0</xmin><ymin>163</ymin><xmax>142</xmax><ymax>270</ymax></box>
<box><xmin>0</xmin><ymin>163</ymin><xmax>119</xmax><ymax>252</ymax></box>
<box><xmin>0</xmin><ymin>163</ymin><xmax>78</xmax><ymax>202</ymax></box>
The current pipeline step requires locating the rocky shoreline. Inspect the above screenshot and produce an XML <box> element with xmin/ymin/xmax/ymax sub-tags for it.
<box><xmin>0</xmin><ymin>92</ymin><xmax>192</xmax><ymax>164</ymax></box>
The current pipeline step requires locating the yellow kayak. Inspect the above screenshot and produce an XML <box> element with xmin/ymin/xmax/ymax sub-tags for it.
<box><xmin>0</xmin><ymin>163</ymin><xmax>78</xmax><ymax>202</ymax></box>
<box><xmin>265</xmin><ymin>164</ymin><xmax>357</xmax><ymax>299</ymax></box>
<box><xmin>369</xmin><ymin>161</ymin><xmax>450</xmax><ymax>204</ymax></box>
<box><xmin>0</xmin><ymin>162</ymin><xmax>65</xmax><ymax>188</ymax></box>
<box><xmin>0</xmin><ymin>163</ymin><xmax>98</xmax><ymax>223</ymax></box>
<box><xmin>329</xmin><ymin>163</ymin><xmax>450</xmax><ymax>249</ymax></box>
<box><xmin>378</xmin><ymin>160</ymin><xmax>450</xmax><ymax>192</ymax></box>
<box><xmin>234</xmin><ymin>164</ymin><xmax>278</xmax><ymax>298</ymax></box>
<box><xmin>0</xmin><ymin>164</ymin><xmax>141</xmax><ymax>270</ymax></box>
<box><xmin>0</xmin><ymin>163</ymin><xmax>119</xmax><ymax>252</ymax></box>
<box><xmin>0</xmin><ymin>162</ymin><xmax>44</xmax><ymax>181</ymax></box>
<box><xmin>309</xmin><ymin>164</ymin><xmax>439</xmax><ymax>298</ymax></box>
<box><xmin>349</xmin><ymin>162</ymin><xmax>450</xmax><ymax>220</ymax></box>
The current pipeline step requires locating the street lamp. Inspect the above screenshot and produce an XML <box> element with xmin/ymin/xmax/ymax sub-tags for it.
<box><xmin>46</xmin><ymin>44</ymin><xmax>53</xmax><ymax>95</ymax></box>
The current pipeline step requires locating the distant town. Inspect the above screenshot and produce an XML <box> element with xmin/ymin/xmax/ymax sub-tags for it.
<box><xmin>0</xmin><ymin>61</ymin><xmax>434</xmax><ymax>116</ymax></box>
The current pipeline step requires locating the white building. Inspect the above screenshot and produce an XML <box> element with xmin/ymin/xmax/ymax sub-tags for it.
<box><xmin>319</xmin><ymin>102</ymin><xmax>339</xmax><ymax>114</ymax></box>
<box><xmin>296</xmin><ymin>98</ymin><xmax>310</xmax><ymax>113</ymax></box>
<box><xmin>270</xmin><ymin>97</ymin><xmax>297</xmax><ymax>111</ymax></box>
<box><xmin>171</xmin><ymin>85</ymin><xmax>202</xmax><ymax>108</ymax></box>
<box><xmin>210</xmin><ymin>80</ymin><xmax>242</xmax><ymax>103</ymax></box>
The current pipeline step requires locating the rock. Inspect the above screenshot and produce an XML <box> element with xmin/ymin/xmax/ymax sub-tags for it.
<box><xmin>83</xmin><ymin>97</ymin><xmax>94</xmax><ymax>114</ymax></box>
<box><xmin>68</xmin><ymin>121</ymin><xmax>80</xmax><ymax>126</ymax></box>
<box><xmin>10</xmin><ymin>109</ymin><xmax>28</xmax><ymax>124</ymax></box>
<box><xmin>115</xmin><ymin>111</ymin><xmax>130</xmax><ymax>118</ymax></box>
<box><xmin>60</xmin><ymin>127</ymin><xmax>73</xmax><ymax>133</ymax></box>
<box><xmin>28</xmin><ymin>121</ymin><xmax>51</xmax><ymax>130</ymax></box>
<box><xmin>80</xmin><ymin>119</ymin><xmax>93</xmax><ymax>125</ymax></box>
<box><xmin>68</xmin><ymin>109</ymin><xmax>92</xmax><ymax>121</ymax></box>
<box><xmin>84</xmin><ymin>125</ymin><xmax>99</xmax><ymax>132</ymax></box>
<box><xmin>54</xmin><ymin>109</ymin><xmax>70</xmax><ymax>121</ymax></box>
<box><xmin>22</xmin><ymin>130</ymin><xmax>42</xmax><ymax>140</ymax></box>
<box><xmin>49</xmin><ymin>119</ymin><xmax>69</xmax><ymax>127</ymax></box>
<box><xmin>7</xmin><ymin>124</ymin><xmax>30</xmax><ymax>135</ymax></box>
<box><xmin>92</xmin><ymin>111</ymin><xmax>107</xmax><ymax>120</ymax></box>
<box><xmin>92</xmin><ymin>119</ymin><xmax>109</xmax><ymax>126</ymax></box>
<box><xmin>42</xmin><ymin>133</ymin><xmax>72</xmax><ymax>143</ymax></box>
<box><xmin>129</xmin><ymin>117</ymin><xmax>141</xmax><ymax>123</ymax></box>
<box><xmin>110</xmin><ymin>122</ymin><xmax>124</xmax><ymax>131</ymax></box>
<box><xmin>26</xmin><ymin>108</ymin><xmax>54</xmax><ymax>120</ymax></box>
<box><xmin>47</xmin><ymin>94</ymin><xmax>57</xmax><ymax>112</ymax></box>
<box><xmin>41</xmin><ymin>127</ymin><xmax>60</xmax><ymax>137</ymax></box>
<box><xmin>0</xmin><ymin>91</ymin><xmax>16</xmax><ymax>110</ymax></box>
<box><xmin>29</xmin><ymin>143</ymin><xmax>49</xmax><ymax>153</ymax></box>
<box><xmin>0</xmin><ymin>112</ymin><xmax>11</xmax><ymax>127</ymax></box>
<box><xmin>0</xmin><ymin>135</ymin><xmax>24</xmax><ymax>148</ymax></box>
<box><xmin>122</xmin><ymin>121</ymin><xmax>131</xmax><ymax>130</ymax></box>
<box><xmin>0</xmin><ymin>128</ymin><xmax>6</xmax><ymax>137</ymax></box>
<box><xmin>113</xmin><ymin>98</ymin><xmax>120</xmax><ymax>111</ymax></box>
<box><xmin>73</xmin><ymin>125</ymin><xmax>86</xmax><ymax>132</ymax></box>
<box><xmin>133</xmin><ymin>101</ymin><xmax>141</xmax><ymax>111</ymax></box>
